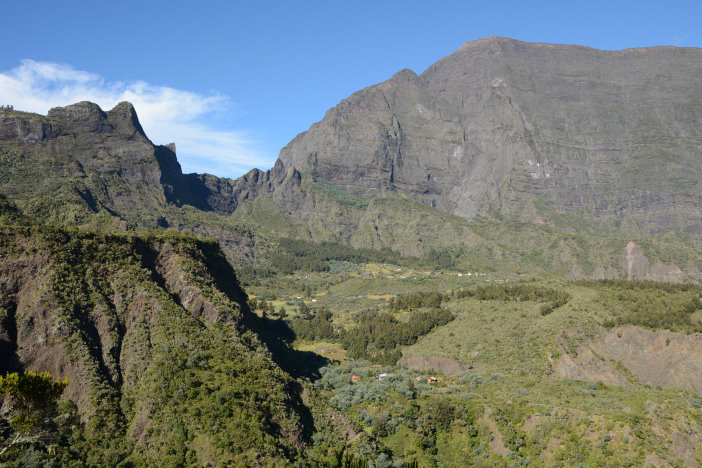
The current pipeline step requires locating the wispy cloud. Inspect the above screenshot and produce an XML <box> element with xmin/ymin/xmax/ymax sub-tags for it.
<box><xmin>0</xmin><ymin>59</ymin><xmax>272</xmax><ymax>177</ymax></box>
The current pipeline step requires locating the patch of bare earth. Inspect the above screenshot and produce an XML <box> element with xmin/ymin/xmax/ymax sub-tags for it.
<box><xmin>479</xmin><ymin>406</ymin><xmax>509</xmax><ymax>457</ymax></box>
<box><xmin>553</xmin><ymin>326</ymin><xmax>702</xmax><ymax>393</ymax></box>
<box><xmin>552</xmin><ymin>346</ymin><xmax>631</xmax><ymax>386</ymax></box>
<box><xmin>594</xmin><ymin>327</ymin><xmax>702</xmax><ymax>393</ymax></box>
<box><xmin>540</xmin><ymin>437</ymin><xmax>560</xmax><ymax>463</ymax></box>
<box><xmin>397</xmin><ymin>355</ymin><xmax>470</xmax><ymax>374</ymax></box>
<box><xmin>622</xmin><ymin>241</ymin><xmax>693</xmax><ymax>282</ymax></box>
<box><xmin>643</xmin><ymin>453</ymin><xmax>673</xmax><ymax>467</ymax></box>
<box><xmin>670</xmin><ymin>430</ymin><xmax>697</xmax><ymax>467</ymax></box>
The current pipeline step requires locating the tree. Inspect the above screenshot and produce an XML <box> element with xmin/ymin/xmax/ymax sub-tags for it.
<box><xmin>0</xmin><ymin>371</ymin><xmax>68</xmax><ymax>457</ymax></box>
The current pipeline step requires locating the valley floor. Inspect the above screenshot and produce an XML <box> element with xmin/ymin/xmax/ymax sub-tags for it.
<box><xmin>246</xmin><ymin>263</ymin><xmax>702</xmax><ymax>467</ymax></box>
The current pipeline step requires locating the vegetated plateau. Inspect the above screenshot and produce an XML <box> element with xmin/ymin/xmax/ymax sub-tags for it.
<box><xmin>1</xmin><ymin>37</ymin><xmax>702</xmax><ymax>467</ymax></box>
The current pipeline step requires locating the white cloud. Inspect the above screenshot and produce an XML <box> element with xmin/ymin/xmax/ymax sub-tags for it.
<box><xmin>0</xmin><ymin>59</ymin><xmax>273</xmax><ymax>177</ymax></box>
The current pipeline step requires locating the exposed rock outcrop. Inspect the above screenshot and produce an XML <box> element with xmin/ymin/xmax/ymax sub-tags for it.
<box><xmin>623</xmin><ymin>241</ymin><xmax>689</xmax><ymax>282</ymax></box>
<box><xmin>553</xmin><ymin>326</ymin><xmax>702</xmax><ymax>393</ymax></box>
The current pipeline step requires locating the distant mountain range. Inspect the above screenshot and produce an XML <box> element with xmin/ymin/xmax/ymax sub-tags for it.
<box><xmin>1</xmin><ymin>37</ymin><xmax>700</xmax><ymax>281</ymax></box>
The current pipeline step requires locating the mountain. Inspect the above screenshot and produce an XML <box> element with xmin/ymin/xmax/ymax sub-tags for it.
<box><xmin>0</xmin><ymin>101</ymin><xmax>272</xmax><ymax>264</ymax></box>
<box><xmin>275</xmin><ymin>37</ymin><xmax>702</xmax><ymax>235</ymax></box>
<box><xmin>0</xmin><ymin>203</ymin><xmax>326</xmax><ymax>465</ymax></box>
<box><xmin>1</xmin><ymin>37</ymin><xmax>701</xmax><ymax>283</ymax></box>
<box><xmin>2</xmin><ymin>38</ymin><xmax>702</xmax><ymax>466</ymax></box>
<box><xmin>1</xmin><ymin>101</ymin><xmax>167</xmax><ymax>228</ymax></box>
<box><xmin>229</xmin><ymin>37</ymin><xmax>702</xmax><ymax>280</ymax></box>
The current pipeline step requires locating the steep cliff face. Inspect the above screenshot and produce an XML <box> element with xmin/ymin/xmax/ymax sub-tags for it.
<box><xmin>277</xmin><ymin>37</ymin><xmax>702</xmax><ymax>234</ymax></box>
<box><xmin>0</xmin><ymin>101</ymin><xmax>302</xmax><ymax>225</ymax></box>
<box><xmin>0</xmin><ymin>222</ymin><xmax>311</xmax><ymax>465</ymax></box>
<box><xmin>0</xmin><ymin>102</ymin><xmax>276</xmax><ymax>266</ymax></box>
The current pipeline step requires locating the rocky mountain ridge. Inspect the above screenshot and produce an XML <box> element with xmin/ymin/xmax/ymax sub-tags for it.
<box><xmin>1</xmin><ymin>38</ymin><xmax>701</xmax><ymax>282</ymax></box>
<box><xmin>275</xmin><ymin>36</ymin><xmax>702</xmax><ymax>234</ymax></box>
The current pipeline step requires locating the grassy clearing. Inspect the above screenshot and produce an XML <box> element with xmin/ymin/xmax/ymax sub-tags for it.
<box><xmin>403</xmin><ymin>283</ymin><xmax>601</xmax><ymax>374</ymax></box>
<box><xmin>294</xmin><ymin>340</ymin><xmax>350</xmax><ymax>363</ymax></box>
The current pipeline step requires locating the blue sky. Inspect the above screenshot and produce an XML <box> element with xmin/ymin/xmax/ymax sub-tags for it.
<box><xmin>2</xmin><ymin>0</ymin><xmax>701</xmax><ymax>178</ymax></box>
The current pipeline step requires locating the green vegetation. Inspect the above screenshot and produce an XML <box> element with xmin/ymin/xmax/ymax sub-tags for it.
<box><xmin>0</xmin><ymin>193</ymin><xmax>23</xmax><ymax>223</ymax></box>
<box><xmin>2</xmin><ymin>213</ymin><xmax>701</xmax><ymax>465</ymax></box>
<box><xmin>0</xmin><ymin>371</ymin><xmax>87</xmax><ymax>466</ymax></box>
<box><xmin>291</xmin><ymin>307</ymin><xmax>336</xmax><ymax>341</ymax></box>
<box><xmin>455</xmin><ymin>283</ymin><xmax>570</xmax><ymax>314</ymax></box>
<box><xmin>312</xmin><ymin>176</ymin><xmax>369</xmax><ymax>209</ymax></box>
<box><xmin>339</xmin><ymin>308</ymin><xmax>454</xmax><ymax>364</ymax></box>
<box><xmin>312</xmin><ymin>359</ymin><xmax>702</xmax><ymax>467</ymax></box>
<box><xmin>388</xmin><ymin>291</ymin><xmax>445</xmax><ymax>311</ymax></box>
<box><xmin>0</xmin><ymin>371</ymin><xmax>69</xmax><ymax>459</ymax></box>
<box><xmin>271</xmin><ymin>237</ymin><xmax>403</xmax><ymax>274</ymax></box>
<box><xmin>286</xmin><ymin>293</ymin><xmax>453</xmax><ymax>365</ymax></box>
<box><xmin>240</xmin><ymin>237</ymin><xmax>473</xmax><ymax>281</ymax></box>
<box><xmin>0</xmin><ymin>224</ymin><xmax>331</xmax><ymax>466</ymax></box>
<box><xmin>1</xmin><ymin>107</ymin><xmax>702</xmax><ymax>465</ymax></box>
<box><xmin>280</xmin><ymin>271</ymin><xmax>701</xmax><ymax>465</ymax></box>
<box><xmin>578</xmin><ymin>279</ymin><xmax>702</xmax><ymax>332</ymax></box>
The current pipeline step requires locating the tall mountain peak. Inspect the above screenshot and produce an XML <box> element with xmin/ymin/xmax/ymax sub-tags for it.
<box><xmin>47</xmin><ymin>101</ymin><xmax>106</xmax><ymax>119</ymax></box>
<box><xmin>41</xmin><ymin>101</ymin><xmax>147</xmax><ymax>137</ymax></box>
<box><xmin>389</xmin><ymin>68</ymin><xmax>418</xmax><ymax>82</ymax></box>
<box><xmin>106</xmin><ymin>101</ymin><xmax>146</xmax><ymax>136</ymax></box>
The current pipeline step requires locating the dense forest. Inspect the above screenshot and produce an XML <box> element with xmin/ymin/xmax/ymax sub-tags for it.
<box><xmin>454</xmin><ymin>284</ymin><xmax>571</xmax><ymax>315</ymax></box>
<box><xmin>579</xmin><ymin>280</ymin><xmax>702</xmax><ymax>332</ymax></box>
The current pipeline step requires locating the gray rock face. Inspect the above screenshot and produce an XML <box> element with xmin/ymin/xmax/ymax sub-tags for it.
<box><xmin>0</xmin><ymin>101</ymin><xmax>164</xmax><ymax>217</ymax></box>
<box><xmin>0</xmin><ymin>102</ymin><xmax>303</xmax><ymax>264</ymax></box>
<box><xmin>277</xmin><ymin>37</ymin><xmax>702</xmax><ymax>234</ymax></box>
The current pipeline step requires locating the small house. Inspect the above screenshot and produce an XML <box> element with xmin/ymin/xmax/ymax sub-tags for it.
<box><xmin>351</xmin><ymin>374</ymin><xmax>361</xmax><ymax>382</ymax></box>
<box><xmin>427</xmin><ymin>376</ymin><xmax>438</xmax><ymax>384</ymax></box>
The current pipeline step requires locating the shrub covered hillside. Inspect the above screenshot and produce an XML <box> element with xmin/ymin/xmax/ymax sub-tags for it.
<box><xmin>0</xmin><ymin>219</ymin><xmax>321</xmax><ymax>466</ymax></box>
